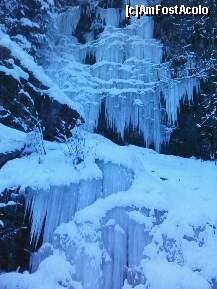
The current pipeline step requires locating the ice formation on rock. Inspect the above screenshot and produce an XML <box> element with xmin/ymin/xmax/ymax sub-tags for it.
<box><xmin>25</xmin><ymin>160</ymin><xmax>134</xmax><ymax>247</ymax></box>
<box><xmin>97</xmin><ymin>7</ymin><xmax>121</xmax><ymax>27</ymax></box>
<box><xmin>43</xmin><ymin>3</ymin><xmax>198</xmax><ymax>151</ymax></box>
<box><xmin>55</xmin><ymin>6</ymin><xmax>81</xmax><ymax>35</ymax></box>
<box><xmin>24</xmin><ymin>2</ymin><xmax>202</xmax><ymax>287</ymax></box>
<box><xmin>0</xmin><ymin>134</ymin><xmax>217</xmax><ymax>289</ymax></box>
<box><xmin>49</xmin><ymin>140</ymin><xmax>216</xmax><ymax>289</ymax></box>
<box><xmin>48</xmin><ymin>138</ymin><xmax>217</xmax><ymax>289</ymax></box>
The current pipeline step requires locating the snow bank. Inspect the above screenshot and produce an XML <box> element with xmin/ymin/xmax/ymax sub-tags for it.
<box><xmin>0</xmin><ymin>123</ymin><xmax>25</xmax><ymax>154</ymax></box>
<box><xmin>0</xmin><ymin>251</ymin><xmax>83</xmax><ymax>289</ymax></box>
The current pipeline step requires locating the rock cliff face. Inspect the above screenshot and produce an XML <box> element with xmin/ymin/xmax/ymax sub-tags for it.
<box><xmin>0</xmin><ymin>186</ymin><xmax>29</xmax><ymax>272</ymax></box>
<box><xmin>0</xmin><ymin>0</ymin><xmax>50</xmax><ymax>56</ymax></box>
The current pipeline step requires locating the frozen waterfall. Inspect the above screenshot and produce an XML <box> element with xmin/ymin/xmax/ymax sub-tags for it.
<box><xmin>25</xmin><ymin>161</ymin><xmax>134</xmax><ymax>248</ymax></box>
<box><xmin>43</xmin><ymin>4</ymin><xmax>199</xmax><ymax>152</ymax></box>
<box><xmin>52</xmin><ymin>207</ymin><xmax>156</xmax><ymax>289</ymax></box>
<box><xmin>3</xmin><ymin>3</ymin><xmax>211</xmax><ymax>289</ymax></box>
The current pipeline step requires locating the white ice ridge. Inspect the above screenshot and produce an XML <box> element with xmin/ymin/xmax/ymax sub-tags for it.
<box><xmin>42</xmin><ymin>3</ymin><xmax>199</xmax><ymax>151</ymax></box>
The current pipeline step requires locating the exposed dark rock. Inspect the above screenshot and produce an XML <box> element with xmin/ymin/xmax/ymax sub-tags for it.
<box><xmin>0</xmin><ymin>187</ymin><xmax>30</xmax><ymax>272</ymax></box>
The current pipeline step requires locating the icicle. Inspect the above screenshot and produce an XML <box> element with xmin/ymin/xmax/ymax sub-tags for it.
<box><xmin>96</xmin><ymin>161</ymin><xmax>134</xmax><ymax>198</ymax></box>
<box><xmin>126</xmin><ymin>38</ymin><xmax>163</xmax><ymax>64</ymax></box>
<box><xmin>95</xmin><ymin>39</ymin><xmax>125</xmax><ymax>63</ymax></box>
<box><xmin>55</xmin><ymin>6</ymin><xmax>81</xmax><ymax>35</ymax></box>
<box><xmin>163</xmin><ymin>77</ymin><xmax>199</xmax><ymax>124</ymax></box>
<box><xmin>97</xmin><ymin>7</ymin><xmax>120</xmax><ymax>27</ymax></box>
<box><xmin>84</xmin><ymin>96</ymin><xmax>101</xmax><ymax>132</ymax></box>
<box><xmin>102</xmin><ymin>87</ymin><xmax>163</xmax><ymax>151</ymax></box>
<box><xmin>25</xmin><ymin>162</ymin><xmax>133</xmax><ymax>248</ymax></box>
<box><xmin>25</xmin><ymin>179</ymin><xmax>102</xmax><ymax>247</ymax></box>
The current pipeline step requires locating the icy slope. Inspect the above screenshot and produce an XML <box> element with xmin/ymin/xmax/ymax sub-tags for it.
<box><xmin>0</xmin><ymin>134</ymin><xmax>216</xmax><ymax>289</ymax></box>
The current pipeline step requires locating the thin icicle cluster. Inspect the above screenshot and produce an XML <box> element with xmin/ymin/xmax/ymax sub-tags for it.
<box><xmin>55</xmin><ymin>6</ymin><xmax>81</xmax><ymax>35</ymax></box>
<box><xmin>97</xmin><ymin>7</ymin><xmax>121</xmax><ymax>27</ymax></box>
<box><xmin>25</xmin><ymin>161</ymin><xmax>133</xmax><ymax>248</ymax></box>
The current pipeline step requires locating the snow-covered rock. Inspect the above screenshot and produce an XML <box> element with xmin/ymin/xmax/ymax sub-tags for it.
<box><xmin>0</xmin><ymin>124</ymin><xmax>25</xmax><ymax>167</ymax></box>
<box><xmin>0</xmin><ymin>30</ymin><xmax>83</xmax><ymax>140</ymax></box>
